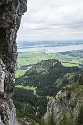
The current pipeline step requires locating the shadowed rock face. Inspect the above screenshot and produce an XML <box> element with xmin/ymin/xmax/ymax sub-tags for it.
<box><xmin>0</xmin><ymin>0</ymin><xmax>27</xmax><ymax>124</ymax></box>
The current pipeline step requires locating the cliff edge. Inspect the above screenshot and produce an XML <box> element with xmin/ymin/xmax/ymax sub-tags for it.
<box><xmin>0</xmin><ymin>0</ymin><xmax>27</xmax><ymax>124</ymax></box>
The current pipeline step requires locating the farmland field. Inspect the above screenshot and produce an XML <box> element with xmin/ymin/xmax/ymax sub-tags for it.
<box><xmin>15</xmin><ymin>50</ymin><xmax>83</xmax><ymax>78</ymax></box>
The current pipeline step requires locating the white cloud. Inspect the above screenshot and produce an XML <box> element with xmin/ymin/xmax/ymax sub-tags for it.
<box><xmin>17</xmin><ymin>0</ymin><xmax>83</xmax><ymax>41</ymax></box>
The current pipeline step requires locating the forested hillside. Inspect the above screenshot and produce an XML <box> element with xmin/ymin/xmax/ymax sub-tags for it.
<box><xmin>16</xmin><ymin>59</ymin><xmax>82</xmax><ymax>96</ymax></box>
<box><xmin>13</xmin><ymin>59</ymin><xmax>83</xmax><ymax>125</ymax></box>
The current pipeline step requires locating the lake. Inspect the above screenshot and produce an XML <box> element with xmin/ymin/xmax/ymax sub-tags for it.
<box><xmin>17</xmin><ymin>44</ymin><xmax>83</xmax><ymax>53</ymax></box>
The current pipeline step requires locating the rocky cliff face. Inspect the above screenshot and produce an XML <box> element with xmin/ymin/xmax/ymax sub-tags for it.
<box><xmin>44</xmin><ymin>85</ymin><xmax>83</xmax><ymax>125</ymax></box>
<box><xmin>0</xmin><ymin>0</ymin><xmax>27</xmax><ymax>125</ymax></box>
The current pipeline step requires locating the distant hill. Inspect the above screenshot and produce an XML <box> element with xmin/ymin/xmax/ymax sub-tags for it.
<box><xmin>16</xmin><ymin>59</ymin><xmax>82</xmax><ymax>96</ymax></box>
<box><xmin>17</xmin><ymin>40</ymin><xmax>83</xmax><ymax>48</ymax></box>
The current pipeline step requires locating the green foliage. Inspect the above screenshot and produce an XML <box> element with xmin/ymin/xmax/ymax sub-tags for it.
<box><xmin>13</xmin><ymin>88</ymin><xmax>48</xmax><ymax>124</ymax></box>
<box><xmin>79</xmin><ymin>74</ymin><xmax>83</xmax><ymax>85</ymax></box>
<box><xmin>76</xmin><ymin>106</ymin><xmax>83</xmax><ymax>125</ymax></box>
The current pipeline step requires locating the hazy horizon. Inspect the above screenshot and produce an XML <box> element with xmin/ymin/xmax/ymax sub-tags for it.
<box><xmin>17</xmin><ymin>39</ymin><xmax>83</xmax><ymax>42</ymax></box>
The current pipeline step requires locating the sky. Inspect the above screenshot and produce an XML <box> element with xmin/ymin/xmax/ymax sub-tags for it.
<box><xmin>17</xmin><ymin>0</ymin><xmax>83</xmax><ymax>41</ymax></box>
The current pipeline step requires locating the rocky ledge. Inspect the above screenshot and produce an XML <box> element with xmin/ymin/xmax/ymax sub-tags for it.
<box><xmin>0</xmin><ymin>0</ymin><xmax>27</xmax><ymax>125</ymax></box>
<box><xmin>44</xmin><ymin>84</ymin><xmax>83</xmax><ymax>125</ymax></box>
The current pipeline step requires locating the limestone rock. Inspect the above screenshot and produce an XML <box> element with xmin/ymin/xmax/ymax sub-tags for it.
<box><xmin>44</xmin><ymin>85</ymin><xmax>83</xmax><ymax>125</ymax></box>
<box><xmin>0</xmin><ymin>0</ymin><xmax>27</xmax><ymax>124</ymax></box>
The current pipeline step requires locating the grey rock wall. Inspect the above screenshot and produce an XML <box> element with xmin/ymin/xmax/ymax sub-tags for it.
<box><xmin>44</xmin><ymin>85</ymin><xmax>83</xmax><ymax>125</ymax></box>
<box><xmin>0</xmin><ymin>0</ymin><xmax>27</xmax><ymax>125</ymax></box>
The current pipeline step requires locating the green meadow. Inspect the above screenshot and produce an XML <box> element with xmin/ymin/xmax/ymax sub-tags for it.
<box><xmin>15</xmin><ymin>85</ymin><xmax>37</xmax><ymax>94</ymax></box>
